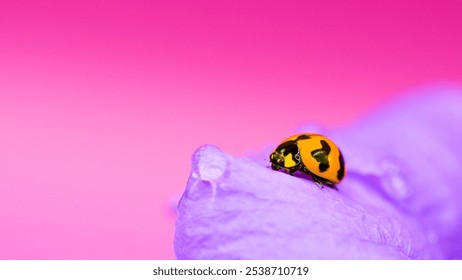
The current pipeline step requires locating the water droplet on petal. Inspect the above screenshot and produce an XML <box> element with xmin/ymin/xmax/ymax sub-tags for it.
<box><xmin>191</xmin><ymin>145</ymin><xmax>227</xmax><ymax>181</ymax></box>
<box><xmin>379</xmin><ymin>158</ymin><xmax>414</xmax><ymax>201</ymax></box>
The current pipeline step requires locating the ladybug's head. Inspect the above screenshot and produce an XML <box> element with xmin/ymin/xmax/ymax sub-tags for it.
<box><xmin>269</xmin><ymin>141</ymin><xmax>301</xmax><ymax>171</ymax></box>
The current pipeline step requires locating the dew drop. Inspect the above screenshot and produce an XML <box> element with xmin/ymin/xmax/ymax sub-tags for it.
<box><xmin>379</xmin><ymin>158</ymin><xmax>414</xmax><ymax>200</ymax></box>
<box><xmin>191</xmin><ymin>145</ymin><xmax>227</xmax><ymax>181</ymax></box>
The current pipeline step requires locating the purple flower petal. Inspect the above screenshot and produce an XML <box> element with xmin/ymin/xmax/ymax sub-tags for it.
<box><xmin>174</xmin><ymin>85</ymin><xmax>462</xmax><ymax>259</ymax></box>
<box><xmin>330</xmin><ymin>86</ymin><xmax>462</xmax><ymax>259</ymax></box>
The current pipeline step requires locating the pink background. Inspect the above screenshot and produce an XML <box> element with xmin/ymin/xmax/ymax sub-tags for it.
<box><xmin>1</xmin><ymin>1</ymin><xmax>461</xmax><ymax>259</ymax></box>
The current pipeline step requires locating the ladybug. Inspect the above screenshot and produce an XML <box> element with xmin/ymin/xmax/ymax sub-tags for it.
<box><xmin>269</xmin><ymin>133</ymin><xmax>345</xmax><ymax>187</ymax></box>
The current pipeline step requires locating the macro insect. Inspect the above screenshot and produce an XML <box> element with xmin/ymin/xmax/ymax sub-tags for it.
<box><xmin>269</xmin><ymin>133</ymin><xmax>345</xmax><ymax>187</ymax></box>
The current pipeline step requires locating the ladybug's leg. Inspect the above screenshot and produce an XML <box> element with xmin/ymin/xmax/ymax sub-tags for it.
<box><xmin>311</xmin><ymin>175</ymin><xmax>324</xmax><ymax>188</ymax></box>
<box><xmin>299</xmin><ymin>166</ymin><xmax>322</xmax><ymax>187</ymax></box>
<box><xmin>322</xmin><ymin>179</ymin><xmax>338</xmax><ymax>191</ymax></box>
<box><xmin>286</xmin><ymin>167</ymin><xmax>298</xmax><ymax>175</ymax></box>
<box><xmin>312</xmin><ymin>174</ymin><xmax>339</xmax><ymax>191</ymax></box>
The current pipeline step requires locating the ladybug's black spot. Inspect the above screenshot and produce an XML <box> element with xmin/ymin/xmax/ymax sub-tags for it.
<box><xmin>311</xmin><ymin>140</ymin><xmax>331</xmax><ymax>173</ymax></box>
<box><xmin>295</xmin><ymin>134</ymin><xmax>311</xmax><ymax>141</ymax></box>
<box><xmin>319</xmin><ymin>163</ymin><xmax>329</xmax><ymax>172</ymax></box>
<box><xmin>337</xmin><ymin>152</ymin><xmax>345</xmax><ymax>181</ymax></box>
<box><xmin>278</xmin><ymin>141</ymin><xmax>299</xmax><ymax>156</ymax></box>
